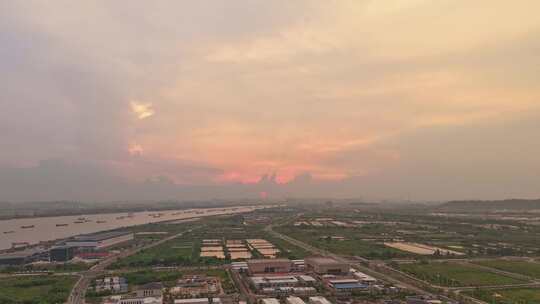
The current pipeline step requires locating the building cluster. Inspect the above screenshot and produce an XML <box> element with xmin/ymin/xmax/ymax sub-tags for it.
<box><xmin>226</xmin><ymin>240</ymin><xmax>252</xmax><ymax>260</ymax></box>
<box><xmin>200</xmin><ymin>239</ymin><xmax>226</xmax><ymax>259</ymax></box>
<box><xmin>170</xmin><ymin>275</ymin><xmax>221</xmax><ymax>298</ymax></box>
<box><xmin>95</xmin><ymin>277</ymin><xmax>128</xmax><ymax>294</ymax></box>
<box><xmin>0</xmin><ymin>230</ymin><xmax>134</xmax><ymax>266</ymax></box>
<box><xmin>104</xmin><ymin>282</ymin><xmax>164</xmax><ymax>304</ymax></box>
<box><xmin>229</xmin><ymin>256</ymin><xmax>401</xmax><ymax>304</ymax></box>
<box><xmin>199</xmin><ymin>238</ymin><xmax>279</xmax><ymax>261</ymax></box>
<box><xmin>246</xmin><ymin>239</ymin><xmax>280</xmax><ymax>258</ymax></box>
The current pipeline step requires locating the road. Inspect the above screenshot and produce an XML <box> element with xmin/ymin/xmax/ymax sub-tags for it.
<box><xmin>67</xmin><ymin>226</ymin><xmax>200</xmax><ymax>304</ymax></box>
<box><xmin>265</xmin><ymin>225</ymin><xmax>498</xmax><ymax>304</ymax></box>
<box><xmin>264</xmin><ymin>224</ymin><xmax>434</xmax><ymax>295</ymax></box>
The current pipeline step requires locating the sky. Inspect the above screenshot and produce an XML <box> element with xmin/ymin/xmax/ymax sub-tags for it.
<box><xmin>1</xmin><ymin>0</ymin><xmax>539</xmax><ymax>202</ymax></box>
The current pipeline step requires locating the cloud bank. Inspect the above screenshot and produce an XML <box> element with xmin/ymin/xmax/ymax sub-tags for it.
<box><xmin>1</xmin><ymin>1</ymin><xmax>539</xmax><ymax>202</ymax></box>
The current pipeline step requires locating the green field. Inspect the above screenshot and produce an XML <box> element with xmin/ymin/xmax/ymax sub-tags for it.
<box><xmin>475</xmin><ymin>260</ymin><xmax>540</xmax><ymax>279</ymax></box>
<box><xmin>398</xmin><ymin>262</ymin><xmax>525</xmax><ymax>287</ymax></box>
<box><xmin>276</xmin><ymin>226</ymin><xmax>408</xmax><ymax>259</ymax></box>
<box><xmin>0</xmin><ymin>275</ymin><xmax>77</xmax><ymax>304</ymax></box>
<box><xmin>109</xmin><ymin>237</ymin><xmax>196</xmax><ymax>268</ymax></box>
<box><xmin>468</xmin><ymin>288</ymin><xmax>540</xmax><ymax>304</ymax></box>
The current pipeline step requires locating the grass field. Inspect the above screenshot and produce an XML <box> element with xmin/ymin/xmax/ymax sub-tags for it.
<box><xmin>109</xmin><ymin>237</ymin><xmax>196</xmax><ymax>268</ymax></box>
<box><xmin>474</xmin><ymin>260</ymin><xmax>540</xmax><ymax>279</ymax></box>
<box><xmin>398</xmin><ymin>262</ymin><xmax>525</xmax><ymax>287</ymax></box>
<box><xmin>467</xmin><ymin>288</ymin><xmax>540</xmax><ymax>304</ymax></box>
<box><xmin>276</xmin><ymin>226</ymin><xmax>407</xmax><ymax>259</ymax></box>
<box><xmin>0</xmin><ymin>275</ymin><xmax>77</xmax><ymax>304</ymax></box>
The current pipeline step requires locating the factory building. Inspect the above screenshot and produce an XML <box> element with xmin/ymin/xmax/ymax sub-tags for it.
<box><xmin>50</xmin><ymin>246</ymin><xmax>76</xmax><ymax>262</ymax></box>
<box><xmin>326</xmin><ymin>279</ymin><xmax>368</xmax><ymax>295</ymax></box>
<box><xmin>309</xmin><ymin>297</ymin><xmax>332</xmax><ymax>304</ymax></box>
<box><xmin>305</xmin><ymin>257</ymin><xmax>348</xmax><ymax>274</ymax></box>
<box><xmin>251</xmin><ymin>276</ymin><xmax>298</xmax><ymax>289</ymax></box>
<box><xmin>65</xmin><ymin>231</ymin><xmax>134</xmax><ymax>249</ymax></box>
<box><xmin>286</xmin><ymin>296</ymin><xmax>306</xmax><ymax>304</ymax></box>
<box><xmin>261</xmin><ymin>287</ymin><xmax>317</xmax><ymax>296</ymax></box>
<box><xmin>0</xmin><ymin>248</ymin><xmax>46</xmax><ymax>265</ymax></box>
<box><xmin>247</xmin><ymin>259</ymin><xmax>292</xmax><ymax>274</ymax></box>
<box><xmin>174</xmin><ymin>298</ymin><xmax>221</xmax><ymax>304</ymax></box>
<box><xmin>260</xmin><ymin>299</ymin><xmax>280</xmax><ymax>304</ymax></box>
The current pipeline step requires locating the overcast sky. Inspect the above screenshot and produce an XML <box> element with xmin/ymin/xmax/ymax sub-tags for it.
<box><xmin>1</xmin><ymin>1</ymin><xmax>539</xmax><ymax>202</ymax></box>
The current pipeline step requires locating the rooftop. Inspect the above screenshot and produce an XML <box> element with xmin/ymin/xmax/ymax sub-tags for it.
<box><xmin>72</xmin><ymin>231</ymin><xmax>132</xmax><ymax>242</ymax></box>
<box><xmin>0</xmin><ymin>248</ymin><xmax>45</xmax><ymax>259</ymax></box>
<box><xmin>248</xmin><ymin>258</ymin><xmax>291</xmax><ymax>264</ymax></box>
<box><xmin>139</xmin><ymin>282</ymin><xmax>164</xmax><ymax>290</ymax></box>
<box><xmin>306</xmin><ymin>257</ymin><xmax>343</xmax><ymax>265</ymax></box>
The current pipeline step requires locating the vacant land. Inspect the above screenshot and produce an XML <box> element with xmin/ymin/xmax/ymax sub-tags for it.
<box><xmin>467</xmin><ymin>288</ymin><xmax>540</xmax><ymax>304</ymax></box>
<box><xmin>398</xmin><ymin>262</ymin><xmax>525</xmax><ymax>287</ymax></box>
<box><xmin>0</xmin><ymin>275</ymin><xmax>77</xmax><ymax>304</ymax></box>
<box><xmin>109</xmin><ymin>236</ymin><xmax>196</xmax><ymax>268</ymax></box>
<box><xmin>474</xmin><ymin>260</ymin><xmax>540</xmax><ymax>279</ymax></box>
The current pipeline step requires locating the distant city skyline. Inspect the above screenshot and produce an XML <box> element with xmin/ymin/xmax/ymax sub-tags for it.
<box><xmin>1</xmin><ymin>1</ymin><xmax>539</xmax><ymax>202</ymax></box>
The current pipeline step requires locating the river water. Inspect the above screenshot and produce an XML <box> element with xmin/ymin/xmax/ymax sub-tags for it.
<box><xmin>0</xmin><ymin>205</ymin><xmax>264</xmax><ymax>251</ymax></box>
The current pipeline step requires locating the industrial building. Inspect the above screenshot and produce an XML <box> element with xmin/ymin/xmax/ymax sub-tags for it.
<box><xmin>247</xmin><ymin>259</ymin><xmax>292</xmax><ymax>274</ymax></box>
<box><xmin>326</xmin><ymin>279</ymin><xmax>368</xmax><ymax>294</ymax></box>
<box><xmin>95</xmin><ymin>277</ymin><xmax>128</xmax><ymax>294</ymax></box>
<box><xmin>260</xmin><ymin>298</ymin><xmax>280</xmax><ymax>304</ymax></box>
<box><xmin>309</xmin><ymin>297</ymin><xmax>332</xmax><ymax>304</ymax></box>
<box><xmin>0</xmin><ymin>248</ymin><xmax>46</xmax><ymax>265</ymax></box>
<box><xmin>286</xmin><ymin>296</ymin><xmax>306</xmax><ymax>304</ymax></box>
<box><xmin>136</xmin><ymin>282</ymin><xmax>163</xmax><ymax>297</ymax></box>
<box><xmin>251</xmin><ymin>275</ymin><xmax>298</xmax><ymax>289</ymax></box>
<box><xmin>65</xmin><ymin>231</ymin><xmax>134</xmax><ymax>249</ymax></box>
<box><xmin>231</xmin><ymin>261</ymin><xmax>248</xmax><ymax>272</ymax></box>
<box><xmin>174</xmin><ymin>298</ymin><xmax>221</xmax><ymax>304</ymax></box>
<box><xmin>261</xmin><ymin>287</ymin><xmax>317</xmax><ymax>296</ymax></box>
<box><xmin>351</xmin><ymin>270</ymin><xmax>377</xmax><ymax>285</ymax></box>
<box><xmin>50</xmin><ymin>246</ymin><xmax>76</xmax><ymax>262</ymax></box>
<box><xmin>291</xmin><ymin>260</ymin><xmax>305</xmax><ymax>272</ymax></box>
<box><xmin>305</xmin><ymin>257</ymin><xmax>348</xmax><ymax>274</ymax></box>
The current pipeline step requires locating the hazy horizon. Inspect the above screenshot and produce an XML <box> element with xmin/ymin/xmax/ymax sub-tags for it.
<box><xmin>2</xmin><ymin>1</ymin><xmax>540</xmax><ymax>202</ymax></box>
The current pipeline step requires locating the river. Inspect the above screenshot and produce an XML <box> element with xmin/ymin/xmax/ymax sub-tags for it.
<box><xmin>0</xmin><ymin>205</ymin><xmax>266</xmax><ymax>251</ymax></box>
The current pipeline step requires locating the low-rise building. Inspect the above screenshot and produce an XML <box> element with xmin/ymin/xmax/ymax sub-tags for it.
<box><xmin>286</xmin><ymin>297</ymin><xmax>306</xmax><ymax>304</ymax></box>
<box><xmin>231</xmin><ymin>262</ymin><xmax>248</xmax><ymax>272</ymax></box>
<box><xmin>95</xmin><ymin>277</ymin><xmax>128</xmax><ymax>294</ymax></box>
<box><xmin>406</xmin><ymin>296</ymin><xmax>443</xmax><ymax>304</ymax></box>
<box><xmin>305</xmin><ymin>257</ymin><xmax>348</xmax><ymax>275</ymax></box>
<box><xmin>170</xmin><ymin>275</ymin><xmax>220</xmax><ymax>297</ymax></box>
<box><xmin>136</xmin><ymin>282</ymin><xmax>163</xmax><ymax>298</ymax></box>
<box><xmin>251</xmin><ymin>276</ymin><xmax>299</xmax><ymax>289</ymax></box>
<box><xmin>247</xmin><ymin>259</ymin><xmax>292</xmax><ymax>274</ymax></box>
<box><xmin>0</xmin><ymin>248</ymin><xmax>46</xmax><ymax>265</ymax></box>
<box><xmin>118</xmin><ymin>296</ymin><xmax>162</xmax><ymax>304</ymax></box>
<box><xmin>297</xmin><ymin>275</ymin><xmax>316</xmax><ymax>285</ymax></box>
<box><xmin>308</xmin><ymin>296</ymin><xmax>332</xmax><ymax>304</ymax></box>
<box><xmin>50</xmin><ymin>246</ymin><xmax>76</xmax><ymax>262</ymax></box>
<box><xmin>291</xmin><ymin>260</ymin><xmax>305</xmax><ymax>272</ymax></box>
<box><xmin>351</xmin><ymin>271</ymin><xmax>377</xmax><ymax>285</ymax></box>
<box><xmin>66</xmin><ymin>231</ymin><xmax>134</xmax><ymax>249</ymax></box>
<box><xmin>326</xmin><ymin>279</ymin><xmax>368</xmax><ymax>294</ymax></box>
<box><xmin>174</xmin><ymin>298</ymin><xmax>221</xmax><ymax>304</ymax></box>
<box><xmin>260</xmin><ymin>298</ymin><xmax>280</xmax><ymax>304</ymax></box>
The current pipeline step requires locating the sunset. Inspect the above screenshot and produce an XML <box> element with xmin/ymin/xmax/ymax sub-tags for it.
<box><xmin>1</xmin><ymin>1</ymin><xmax>539</xmax><ymax>202</ymax></box>
<box><xmin>2</xmin><ymin>2</ymin><xmax>540</xmax><ymax>303</ymax></box>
